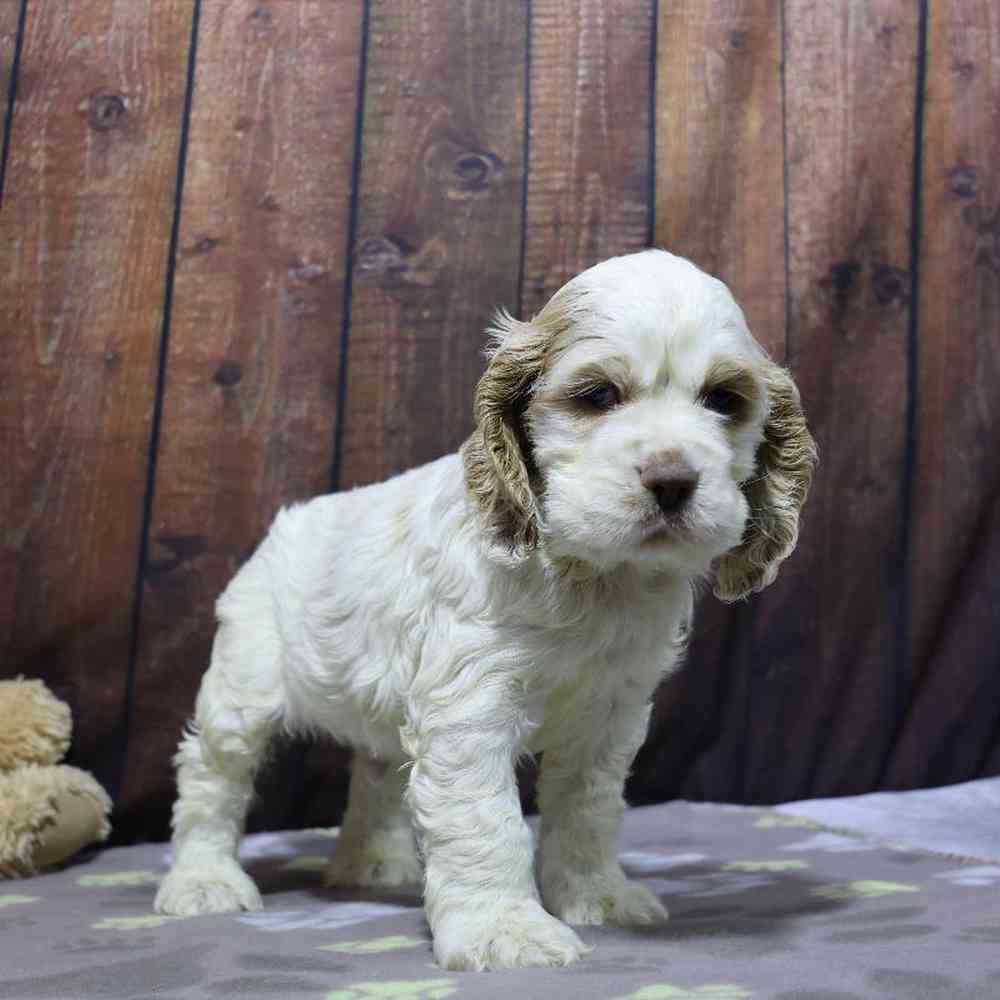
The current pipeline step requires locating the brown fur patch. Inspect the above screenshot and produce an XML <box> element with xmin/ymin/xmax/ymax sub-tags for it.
<box><xmin>713</xmin><ymin>362</ymin><xmax>818</xmax><ymax>601</ymax></box>
<box><xmin>700</xmin><ymin>359</ymin><xmax>762</xmax><ymax>423</ymax></box>
<box><xmin>462</xmin><ymin>310</ymin><xmax>563</xmax><ymax>554</ymax></box>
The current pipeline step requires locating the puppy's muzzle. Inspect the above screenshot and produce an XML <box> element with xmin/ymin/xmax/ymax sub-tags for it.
<box><xmin>639</xmin><ymin>452</ymin><xmax>699</xmax><ymax>516</ymax></box>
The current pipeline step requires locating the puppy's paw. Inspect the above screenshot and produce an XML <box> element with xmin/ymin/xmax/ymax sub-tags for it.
<box><xmin>323</xmin><ymin>839</ymin><xmax>423</xmax><ymax>890</ymax></box>
<box><xmin>433</xmin><ymin>899</ymin><xmax>589</xmax><ymax>971</ymax></box>
<box><xmin>544</xmin><ymin>874</ymin><xmax>668</xmax><ymax>927</ymax></box>
<box><xmin>155</xmin><ymin>858</ymin><xmax>262</xmax><ymax>916</ymax></box>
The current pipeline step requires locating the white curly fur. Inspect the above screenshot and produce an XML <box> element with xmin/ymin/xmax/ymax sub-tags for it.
<box><xmin>155</xmin><ymin>250</ymin><xmax>814</xmax><ymax>970</ymax></box>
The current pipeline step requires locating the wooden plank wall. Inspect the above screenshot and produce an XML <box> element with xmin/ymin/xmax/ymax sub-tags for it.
<box><xmin>2</xmin><ymin>0</ymin><xmax>998</xmax><ymax>843</ymax></box>
<box><xmin>118</xmin><ymin>0</ymin><xmax>365</xmax><ymax>842</ymax></box>
<box><xmin>0</xmin><ymin>1</ymin><xmax>196</xmax><ymax>803</ymax></box>
<box><xmin>882</xmin><ymin>0</ymin><xmax>1000</xmax><ymax>786</ymax></box>
<box><xmin>0</xmin><ymin>3</ymin><xmax>23</xmax><ymax>164</ymax></box>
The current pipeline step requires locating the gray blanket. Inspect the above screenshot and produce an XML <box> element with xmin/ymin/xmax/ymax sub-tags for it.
<box><xmin>3</xmin><ymin>793</ymin><xmax>1000</xmax><ymax>999</ymax></box>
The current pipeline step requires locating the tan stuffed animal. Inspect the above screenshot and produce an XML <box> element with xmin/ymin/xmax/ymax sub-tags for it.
<box><xmin>0</xmin><ymin>677</ymin><xmax>111</xmax><ymax>878</ymax></box>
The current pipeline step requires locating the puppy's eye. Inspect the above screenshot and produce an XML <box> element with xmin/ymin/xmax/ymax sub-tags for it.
<box><xmin>575</xmin><ymin>383</ymin><xmax>621</xmax><ymax>410</ymax></box>
<box><xmin>702</xmin><ymin>387</ymin><xmax>743</xmax><ymax>418</ymax></box>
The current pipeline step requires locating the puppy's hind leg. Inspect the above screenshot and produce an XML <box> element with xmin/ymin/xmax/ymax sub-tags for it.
<box><xmin>324</xmin><ymin>754</ymin><xmax>421</xmax><ymax>890</ymax></box>
<box><xmin>155</xmin><ymin>605</ymin><xmax>283</xmax><ymax>917</ymax></box>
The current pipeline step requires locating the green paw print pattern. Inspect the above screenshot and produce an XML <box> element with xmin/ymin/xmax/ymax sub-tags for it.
<box><xmin>77</xmin><ymin>870</ymin><xmax>159</xmax><ymax>888</ymax></box>
<box><xmin>754</xmin><ymin>814</ymin><xmax>817</xmax><ymax>829</ymax></box>
<box><xmin>92</xmin><ymin>915</ymin><xmax>188</xmax><ymax>930</ymax></box>
<box><xmin>618</xmin><ymin>985</ymin><xmax>753</xmax><ymax>1000</ymax></box>
<box><xmin>723</xmin><ymin>860</ymin><xmax>809</xmax><ymax>873</ymax></box>
<box><xmin>0</xmin><ymin>895</ymin><xmax>38</xmax><ymax>909</ymax></box>
<box><xmin>326</xmin><ymin>979</ymin><xmax>456</xmax><ymax>1000</ymax></box>
<box><xmin>282</xmin><ymin>855</ymin><xmax>329</xmax><ymax>872</ymax></box>
<box><xmin>321</xmin><ymin>935</ymin><xmax>427</xmax><ymax>954</ymax></box>
<box><xmin>812</xmin><ymin>880</ymin><xmax>920</xmax><ymax>901</ymax></box>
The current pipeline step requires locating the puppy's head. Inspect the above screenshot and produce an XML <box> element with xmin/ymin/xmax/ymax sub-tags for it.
<box><xmin>463</xmin><ymin>250</ymin><xmax>816</xmax><ymax>598</ymax></box>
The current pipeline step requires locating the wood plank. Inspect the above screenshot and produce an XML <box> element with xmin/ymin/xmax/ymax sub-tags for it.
<box><xmin>117</xmin><ymin>0</ymin><xmax>364</xmax><ymax>843</ymax></box>
<box><xmin>520</xmin><ymin>0</ymin><xmax>653</xmax><ymax>318</ymax></box>
<box><xmin>740</xmin><ymin>0</ymin><xmax>920</xmax><ymax>801</ymax></box>
<box><xmin>633</xmin><ymin>0</ymin><xmax>786</xmax><ymax>803</ymax></box>
<box><xmin>335</xmin><ymin>0</ymin><xmax>527</xmax><ymax>489</ymax></box>
<box><xmin>883</xmin><ymin>0</ymin><xmax>1000</xmax><ymax>788</ymax></box>
<box><xmin>0</xmin><ymin>2</ymin><xmax>194</xmax><ymax>798</ymax></box>
<box><xmin>0</xmin><ymin>1</ymin><xmax>22</xmax><ymax>126</ymax></box>
<box><xmin>654</xmin><ymin>0</ymin><xmax>786</xmax><ymax>352</ymax></box>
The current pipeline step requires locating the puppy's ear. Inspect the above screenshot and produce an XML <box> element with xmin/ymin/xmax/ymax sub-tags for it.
<box><xmin>714</xmin><ymin>361</ymin><xmax>817</xmax><ymax>602</ymax></box>
<box><xmin>462</xmin><ymin>310</ymin><xmax>549</xmax><ymax>556</ymax></box>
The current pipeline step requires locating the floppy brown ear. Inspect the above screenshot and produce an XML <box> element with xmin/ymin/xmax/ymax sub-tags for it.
<box><xmin>462</xmin><ymin>311</ymin><xmax>550</xmax><ymax>555</ymax></box>
<box><xmin>713</xmin><ymin>361</ymin><xmax>818</xmax><ymax>602</ymax></box>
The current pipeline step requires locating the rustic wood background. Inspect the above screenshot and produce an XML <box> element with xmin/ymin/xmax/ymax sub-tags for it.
<box><xmin>2</xmin><ymin>0</ymin><xmax>998</xmax><ymax>845</ymax></box>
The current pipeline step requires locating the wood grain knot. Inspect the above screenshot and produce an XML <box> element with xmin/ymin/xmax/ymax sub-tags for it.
<box><xmin>88</xmin><ymin>92</ymin><xmax>128</xmax><ymax>131</ymax></box>
<box><xmin>872</xmin><ymin>264</ymin><xmax>908</xmax><ymax>306</ymax></box>
<box><xmin>424</xmin><ymin>139</ymin><xmax>503</xmax><ymax>200</ymax></box>
<box><xmin>819</xmin><ymin>259</ymin><xmax>861</xmax><ymax>321</ymax></box>
<box><xmin>356</xmin><ymin>234</ymin><xmax>446</xmax><ymax>290</ymax></box>
<box><xmin>951</xmin><ymin>57</ymin><xmax>975</xmax><ymax>80</ymax></box>
<box><xmin>451</xmin><ymin>152</ymin><xmax>502</xmax><ymax>193</ymax></box>
<box><xmin>146</xmin><ymin>534</ymin><xmax>209</xmax><ymax>577</ymax></box>
<box><xmin>829</xmin><ymin>259</ymin><xmax>860</xmax><ymax>293</ymax></box>
<box><xmin>948</xmin><ymin>166</ymin><xmax>977</xmax><ymax>200</ymax></box>
<box><xmin>213</xmin><ymin>361</ymin><xmax>242</xmax><ymax>387</ymax></box>
<box><xmin>190</xmin><ymin>237</ymin><xmax>220</xmax><ymax>255</ymax></box>
<box><xmin>288</xmin><ymin>260</ymin><xmax>326</xmax><ymax>284</ymax></box>
<box><xmin>356</xmin><ymin>236</ymin><xmax>408</xmax><ymax>278</ymax></box>
<box><xmin>968</xmin><ymin>205</ymin><xmax>1000</xmax><ymax>274</ymax></box>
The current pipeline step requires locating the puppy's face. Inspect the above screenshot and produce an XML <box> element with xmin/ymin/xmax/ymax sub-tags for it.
<box><xmin>464</xmin><ymin>250</ymin><xmax>816</xmax><ymax>598</ymax></box>
<box><xmin>527</xmin><ymin>262</ymin><xmax>766</xmax><ymax>575</ymax></box>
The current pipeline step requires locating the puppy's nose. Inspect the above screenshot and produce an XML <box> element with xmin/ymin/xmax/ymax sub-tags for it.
<box><xmin>640</xmin><ymin>454</ymin><xmax>699</xmax><ymax>516</ymax></box>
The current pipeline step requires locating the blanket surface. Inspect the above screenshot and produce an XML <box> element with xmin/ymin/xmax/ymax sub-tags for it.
<box><xmin>2</xmin><ymin>791</ymin><xmax>1000</xmax><ymax>999</ymax></box>
<box><xmin>776</xmin><ymin>776</ymin><xmax>1000</xmax><ymax>864</ymax></box>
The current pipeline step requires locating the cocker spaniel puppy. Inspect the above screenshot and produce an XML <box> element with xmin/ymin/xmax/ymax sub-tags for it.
<box><xmin>155</xmin><ymin>250</ymin><xmax>816</xmax><ymax>970</ymax></box>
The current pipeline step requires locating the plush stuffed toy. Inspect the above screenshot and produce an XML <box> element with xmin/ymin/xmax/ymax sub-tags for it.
<box><xmin>0</xmin><ymin>677</ymin><xmax>112</xmax><ymax>878</ymax></box>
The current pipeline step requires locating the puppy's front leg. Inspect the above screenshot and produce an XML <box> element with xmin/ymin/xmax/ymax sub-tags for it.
<box><xmin>538</xmin><ymin>691</ymin><xmax>669</xmax><ymax>927</ymax></box>
<box><xmin>404</xmin><ymin>700</ymin><xmax>587</xmax><ymax>971</ymax></box>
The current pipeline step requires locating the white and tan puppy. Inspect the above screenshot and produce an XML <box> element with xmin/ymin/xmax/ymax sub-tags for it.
<box><xmin>155</xmin><ymin>250</ymin><xmax>816</xmax><ymax>971</ymax></box>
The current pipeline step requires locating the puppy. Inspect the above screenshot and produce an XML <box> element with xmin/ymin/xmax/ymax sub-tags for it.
<box><xmin>155</xmin><ymin>249</ymin><xmax>816</xmax><ymax>970</ymax></box>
